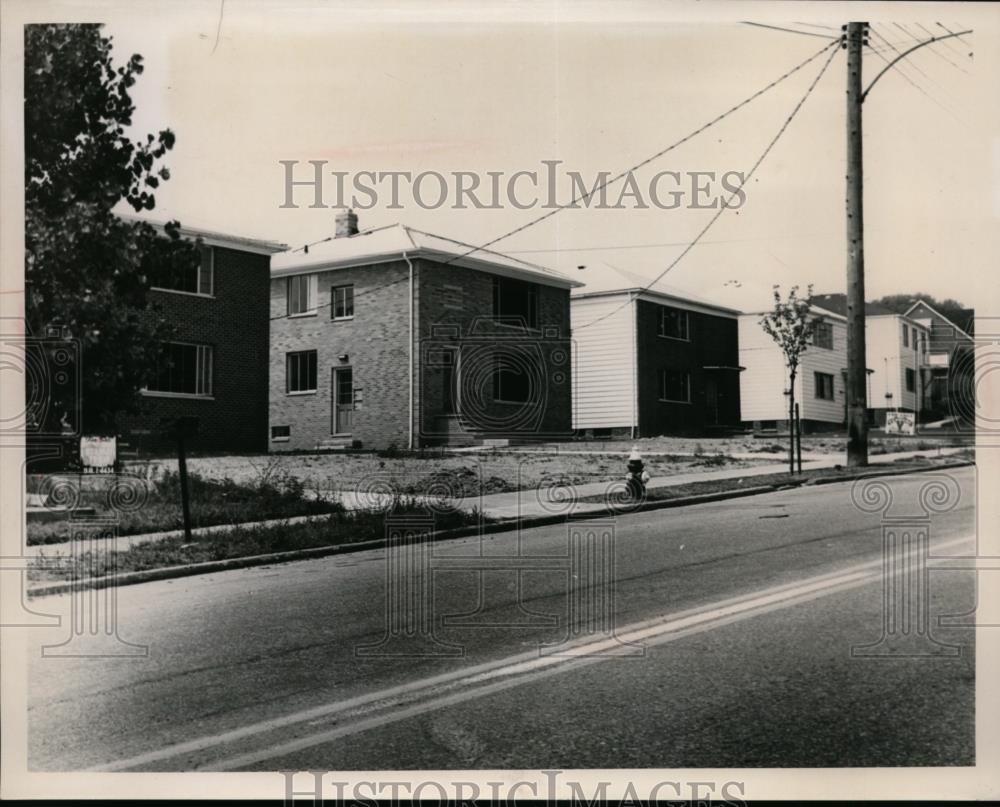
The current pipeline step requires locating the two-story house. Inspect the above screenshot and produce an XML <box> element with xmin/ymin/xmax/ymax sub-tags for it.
<box><xmin>740</xmin><ymin>294</ymin><xmax>931</xmax><ymax>433</ymax></box>
<box><xmin>739</xmin><ymin>305</ymin><xmax>851</xmax><ymax>433</ymax></box>
<box><xmin>811</xmin><ymin>294</ymin><xmax>931</xmax><ymax>426</ymax></box>
<box><xmin>118</xmin><ymin>217</ymin><xmax>287</xmax><ymax>452</ymax></box>
<box><xmin>903</xmin><ymin>298</ymin><xmax>975</xmax><ymax>419</ymax></box>
<box><xmin>269</xmin><ymin>211</ymin><xmax>581</xmax><ymax>450</ymax></box>
<box><xmin>571</xmin><ymin>286</ymin><xmax>743</xmax><ymax>438</ymax></box>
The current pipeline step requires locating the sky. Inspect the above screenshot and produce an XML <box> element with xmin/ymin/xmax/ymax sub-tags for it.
<box><xmin>29</xmin><ymin>0</ymin><xmax>999</xmax><ymax>314</ymax></box>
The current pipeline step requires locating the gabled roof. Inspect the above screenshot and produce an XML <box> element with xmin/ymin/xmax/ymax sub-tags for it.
<box><xmin>271</xmin><ymin>223</ymin><xmax>582</xmax><ymax>289</ymax></box>
<box><xmin>740</xmin><ymin>303</ymin><xmax>845</xmax><ymax>322</ymax></box>
<box><xmin>118</xmin><ymin>212</ymin><xmax>288</xmax><ymax>255</ymax></box>
<box><xmin>903</xmin><ymin>298</ymin><xmax>974</xmax><ymax>340</ymax></box>
<box><xmin>810</xmin><ymin>292</ymin><xmax>896</xmax><ymax>318</ymax></box>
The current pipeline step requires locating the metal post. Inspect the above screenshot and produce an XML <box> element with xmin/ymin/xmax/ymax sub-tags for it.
<box><xmin>845</xmin><ymin>21</ymin><xmax>869</xmax><ymax>467</ymax></box>
<box><xmin>795</xmin><ymin>402</ymin><xmax>803</xmax><ymax>474</ymax></box>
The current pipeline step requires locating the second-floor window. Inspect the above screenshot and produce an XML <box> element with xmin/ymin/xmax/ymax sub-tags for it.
<box><xmin>331</xmin><ymin>284</ymin><xmax>354</xmax><ymax>320</ymax></box>
<box><xmin>492</xmin><ymin>277</ymin><xmax>538</xmax><ymax>328</ymax></box>
<box><xmin>814</xmin><ymin>371</ymin><xmax>834</xmax><ymax>400</ymax></box>
<box><xmin>902</xmin><ymin>322</ymin><xmax>909</xmax><ymax>347</ymax></box>
<box><xmin>153</xmin><ymin>245</ymin><xmax>214</xmax><ymax>296</ymax></box>
<box><xmin>286</xmin><ymin>350</ymin><xmax>317</xmax><ymax>393</ymax></box>
<box><xmin>660</xmin><ymin>369</ymin><xmax>691</xmax><ymax>403</ymax></box>
<box><xmin>812</xmin><ymin>321</ymin><xmax>833</xmax><ymax>349</ymax></box>
<box><xmin>148</xmin><ymin>342</ymin><xmax>213</xmax><ymax>396</ymax></box>
<box><xmin>658</xmin><ymin>307</ymin><xmax>690</xmax><ymax>340</ymax></box>
<box><xmin>287</xmin><ymin>275</ymin><xmax>315</xmax><ymax>315</ymax></box>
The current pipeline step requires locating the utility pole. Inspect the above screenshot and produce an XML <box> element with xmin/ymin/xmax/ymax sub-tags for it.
<box><xmin>845</xmin><ymin>21</ymin><xmax>869</xmax><ymax>467</ymax></box>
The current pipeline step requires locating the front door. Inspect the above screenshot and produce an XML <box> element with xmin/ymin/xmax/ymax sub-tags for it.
<box><xmin>441</xmin><ymin>347</ymin><xmax>459</xmax><ymax>415</ymax></box>
<box><xmin>332</xmin><ymin>367</ymin><xmax>354</xmax><ymax>434</ymax></box>
<box><xmin>704</xmin><ymin>375</ymin><xmax>719</xmax><ymax>426</ymax></box>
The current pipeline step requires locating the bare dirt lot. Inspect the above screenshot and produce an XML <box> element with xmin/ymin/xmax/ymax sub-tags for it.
<box><xmin>127</xmin><ymin>449</ymin><xmax>773</xmax><ymax>499</ymax></box>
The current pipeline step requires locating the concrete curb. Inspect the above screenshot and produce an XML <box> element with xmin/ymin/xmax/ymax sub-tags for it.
<box><xmin>26</xmin><ymin>460</ymin><xmax>973</xmax><ymax>598</ymax></box>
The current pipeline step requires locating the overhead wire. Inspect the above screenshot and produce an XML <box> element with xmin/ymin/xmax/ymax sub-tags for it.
<box><xmin>575</xmin><ymin>43</ymin><xmax>841</xmax><ymax>331</ymax></box>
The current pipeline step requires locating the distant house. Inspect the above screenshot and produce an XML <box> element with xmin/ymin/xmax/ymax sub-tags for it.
<box><xmin>118</xmin><ymin>219</ymin><xmax>287</xmax><ymax>453</ymax></box>
<box><xmin>269</xmin><ymin>211</ymin><xmax>580</xmax><ymax>450</ymax></box>
<box><xmin>739</xmin><ymin>294</ymin><xmax>932</xmax><ymax>433</ymax></box>
<box><xmin>739</xmin><ymin>305</ymin><xmax>850</xmax><ymax>433</ymax></box>
<box><xmin>903</xmin><ymin>298</ymin><xmax>975</xmax><ymax>418</ymax></box>
<box><xmin>571</xmin><ymin>287</ymin><xmax>743</xmax><ymax>438</ymax></box>
<box><xmin>811</xmin><ymin>294</ymin><xmax>931</xmax><ymax>425</ymax></box>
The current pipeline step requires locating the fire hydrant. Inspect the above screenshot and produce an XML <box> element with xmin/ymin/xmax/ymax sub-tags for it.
<box><xmin>625</xmin><ymin>446</ymin><xmax>651</xmax><ymax>500</ymax></box>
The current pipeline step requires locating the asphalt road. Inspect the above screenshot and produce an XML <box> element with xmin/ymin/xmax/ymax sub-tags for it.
<box><xmin>25</xmin><ymin>466</ymin><xmax>978</xmax><ymax>771</ymax></box>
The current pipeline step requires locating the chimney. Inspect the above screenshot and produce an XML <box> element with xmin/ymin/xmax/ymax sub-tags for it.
<box><xmin>335</xmin><ymin>208</ymin><xmax>359</xmax><ymax>238</ymax></box>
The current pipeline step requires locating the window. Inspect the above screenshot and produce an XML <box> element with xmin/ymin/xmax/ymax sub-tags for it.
<box><xmin>287</xmin><ymin>275</ymin><xmax>315</xmax><ymax>315</ymax></box>
<box><xmin>660</xmin><ymin>369</ymin><xmax>691</xmax><ymax>403</ymax></box>
<box><xmin>906</xmin><ymin>368</ymin><xmax>915</xmax><ymax>392</ymax></box>
<box><xmin>492</xmin><ymin>277</ymin><xmax>538</xmax><ymax>328</ymax></box>
<box><xmin>812</xmin><ymin>321</ymin><xmax>833</xmax><ymax>349</ymax></box>
<box><xmin>912</xmin><ymin>327</ymin><xmax>918</xmax><ymax>350</ymax></box>
<box><xmin>286</xmin><ymin>350</ymin><xmax>317</xmax><ymax>393</ymax></box>
<box><xmin>152</xmin><ymin>246</ymin><xmax>214</xmax><ymax>295</ymax></box>
<box><xmin>902</xmin><ymin>322</ymin><xmax>909</xmax><ymax>347</ymax></box>
<box><xmin>493</xmin><ymin>358</ymin><xmax>532</xmax><ymax>403</ymax></box>
<box><xmin>331</xmin><ymin>284</ymin><xmax>354</xmax><ymax>320</ymax></box>
<box><xmin>148</xmin><ymin>342</ymin><xmax>213</xmax><ymax>396</ymax></box>
<box><xmin>814</xmin><ymin>371</ymin><xmax>834</xmax><ymax>400</ymax></box>
<box><xmin>658</xmin><ymin>307</ymin><xmax>690</xmax><ymax>340</ymax></box>
<box><xmin>271</xmin><ymin>425</ymin><xmax>290</xmax><ymax>441</ymax></box>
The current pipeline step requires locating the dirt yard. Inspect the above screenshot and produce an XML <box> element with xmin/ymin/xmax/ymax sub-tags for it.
<box><xmin>126</xmin><ymin>449</ymin><xmax>772</xmax><ymax>499</ymax></box>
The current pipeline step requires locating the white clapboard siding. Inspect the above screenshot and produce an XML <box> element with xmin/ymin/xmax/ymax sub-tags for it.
<box><xmin>866</xmin><ymin>315</ymin><xmax>929</xmax><ymax>412</ymax></box>
<box><xmin>798</xmin><ymin>317</ymin><xmax>847</xmax><ymax>423</ymax></box>
<box><xmin>571</xmin><ymin>293</ymin><xmax>637</xmax><ymax>430</ymax></box>
<box><xmin>738</xmin><ymin>315</ymin><xmax>788</xmax><ymax>422</ymax></box>
<box><xmin>740</xmin><ymin>313</ymin><xmax>847</xmax><ymax>424</ymax></box>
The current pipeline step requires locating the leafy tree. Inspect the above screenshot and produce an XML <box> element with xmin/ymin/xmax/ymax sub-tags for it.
<box><xmin>759</xmin><ymin>284</ymin><xmax>817</xmax><ymax>472</ymax></box>
<box><xmin>24</xmin><ymin>23</ymin><xmax>199</xmax><ymax>436</ymax></box>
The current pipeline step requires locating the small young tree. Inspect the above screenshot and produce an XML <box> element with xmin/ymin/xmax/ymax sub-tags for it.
<box><xmin>759</xmin><ymin>284</ymin><xmax>817</xmax><ymax>472</ymax></box>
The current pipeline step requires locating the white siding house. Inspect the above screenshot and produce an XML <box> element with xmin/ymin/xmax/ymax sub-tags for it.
<box><xmin>866</xmin><ymin>314</ymin><xmax>930</xmax><ymax>418</ymax></box>
<box><xmin>570</xmin><ymin>292</ymin><xmax>638</xmax><ymax>433</ymax></box>
<box><xmin>740</xmin><ymin>300</ymin><xmax>931</xmax><ymax>431</ymax></box>
<box><xmin>739</xmin><ymin>308</ymin><xmax>848</xmax><ymax>430</ymax></box>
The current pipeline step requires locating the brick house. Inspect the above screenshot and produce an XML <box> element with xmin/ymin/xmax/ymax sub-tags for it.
<box><xmin>118</xmin><ymin>218</ymin><xmax>287</xmax><ymax>453</ymax></box>
<box><xmin>571</xmin><ymin>286</ymin><xmax>743</xmax><ymax>438</ymax></box>
<box><xmin>269</xmin><ymin>211</ymin><xmax>581</xmax><ymax>450</ymax></box>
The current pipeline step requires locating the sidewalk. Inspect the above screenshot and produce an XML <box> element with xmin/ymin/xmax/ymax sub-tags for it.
<box><xmin>24</xmin><ymin>447</ymin><xmax>968</xmax><ymax>557</ymax></box>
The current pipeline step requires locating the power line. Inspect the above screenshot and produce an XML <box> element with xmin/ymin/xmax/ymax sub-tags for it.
<box><xmin>937</xmin><ymin>22</ymin><xmax>972</xmax><ymax>50</ymax></box>
<box><xmin>864</xmin><ymin>39</ymin><xmax>966</xmax><ymax>125</ymax></box>
<box><xmin>434</xmin><ymin>40</ymin><xmax>839</xmax><ymax>271</ymax></box>
<box><xmin>794</xmin><ymin>22</ymin><xmax>840</xmax><ymax>32</ymax></box>
<box><xmin>741</xmin><ymin>21</ymin><xmax>839</xmax><ymax>40</ymax></box>
<box><xmin>576</xmin><ymin>44</ymin><xmax>840</xmax><ymax>332</ymax></box>
<box><xmin>868</xmin><ymin>25</ymin><xmax>932</xmax><ymax>80</ymax></box>
<box><xmin>916</xmin><ymin>21</ymin><xmax>965</xmax><ymax>58</ymax></box>
<box><xmin>893</xmin><ymin>23</ymin><xmax>969</xmax><ymax>74</ymax></box>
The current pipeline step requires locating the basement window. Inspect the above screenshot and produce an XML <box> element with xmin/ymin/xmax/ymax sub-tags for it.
<box><xmin>271</xmin><ymin>425</ymin><xmax>290</xmax><ymax>441</ymax></box>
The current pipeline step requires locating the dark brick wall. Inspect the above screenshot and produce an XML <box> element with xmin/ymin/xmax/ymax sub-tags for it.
<box><xmin>635</xmin><ymin>300</ymin><xmax>740</xmax><ymax>436</ymax></box>
<box><xmin>418</xmin><ymin>261</ymin><xmax>573</xmax><ymax>443</ymax></box>
<box><xmin>118</xmin><ymin>245</ymin><xmax>271</xmax><ymax>453</ymax></box>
